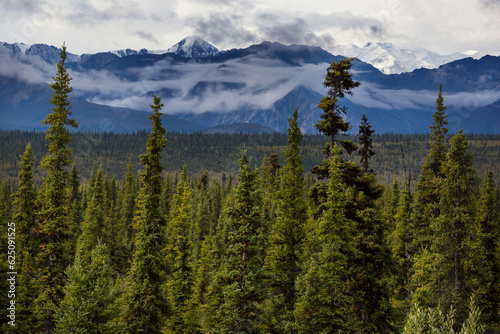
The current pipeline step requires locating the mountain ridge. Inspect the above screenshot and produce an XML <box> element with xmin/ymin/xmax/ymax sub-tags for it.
<box><xmin>0</xmin><ymin>38</ymin><xmax>499</xmax><ymax>134</ymax></box>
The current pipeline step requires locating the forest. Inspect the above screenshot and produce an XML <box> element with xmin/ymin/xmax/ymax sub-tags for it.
<box><xmin>0</xmin><ymin>47</ymin><xmax>498</xmax><ymax>333</ymax></box>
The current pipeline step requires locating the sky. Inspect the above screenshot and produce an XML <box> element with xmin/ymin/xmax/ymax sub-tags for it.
<box><xmin>1</xmin><ymin>0</ymin><xmax>500</xmax><ymax>56</ymax></box>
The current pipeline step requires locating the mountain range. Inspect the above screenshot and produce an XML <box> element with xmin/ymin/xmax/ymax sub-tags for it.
<box><xmin>0</xmin><ymin>37</ymin><xmax>499</xmax><ymax>134</ymax></box>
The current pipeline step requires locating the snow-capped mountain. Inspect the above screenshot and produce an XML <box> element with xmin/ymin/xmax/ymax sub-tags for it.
<box><xmin>1</xmin><ymin>38</ymin><xmax>499</xmax><ymax>134</ymax></box>
<box><xmin>332</xmin><ymin>42</ymin><xmax>482</xmax><ymax>74</ymax></box>
<box><xmin>167</xmin><ymin>36</ymin><xmax>219</xmax><ymax>58</ymax></box>
<box><xmin>1</xmin><ymin>42</ymin><xmax>81</xmax><ymax>63</ymax></box>
<box><xmin>109</xmin><ymin>48</ymin><xmax>149</xmax><ymax>57</ymax></box>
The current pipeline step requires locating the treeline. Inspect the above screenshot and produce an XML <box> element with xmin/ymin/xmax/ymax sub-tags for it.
<box><xmin>0</xmin><ymin>130</ymin><xmax>499</xmax><ymax>186</ymax></box>
<box><xmin>0</xmin><ymin>49</ymin><xmax>498</xmax><ymax>333</ymax></box>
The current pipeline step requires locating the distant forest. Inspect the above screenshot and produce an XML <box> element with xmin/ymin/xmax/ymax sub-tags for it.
<box><xmin>1</xmin><ymin>130</ymin><xmax>499</xmax><ymax>187</ymax></box>
<box><xmin>1</xmin><ymin>47</ymin><xmax>498</xmax><ymax>334</ymax></box>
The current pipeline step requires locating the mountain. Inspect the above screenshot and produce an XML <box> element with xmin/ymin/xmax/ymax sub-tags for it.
<box><xmin>1</xmin><ymin>42</ymin><xmax>81</xmax><ymax>63</ymax></box>
<box><xmin>333</xmin><ymin>42</ymin><xmax>482</xmax><ymax>74</ymax></box>
<box><xmin>0</xmin><ymin>75</ymin><xmax>205</xmax><ymax>133</ymax></box>
<box><xmin>202</xmin><ymin>123</ymin><xmax>276</xmax><ymax>134</ymax></box>
<box><xmin>167</xmin><ymin>36</ymin><xmax>219</xmax><ymax>58</ymax></box>
<box><xmin>0</xmin><ymin>39</ymin><xmax>499</xmax><ymax>134</ymax></box>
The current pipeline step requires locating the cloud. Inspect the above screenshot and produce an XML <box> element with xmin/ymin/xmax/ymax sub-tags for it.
<box><xmin>190</xmin><ymin>13</ymin><xmax>258</xmax><ymax>46</ymax></box>
<box><xmin>350</xmin><ymin>83</ymin><xmax>500</xmax><ymax>111</ymax></box>
<box><xmin>0</xmin><ymin>0</ymin><xmax>43</xmax><ymax>13</ymax></box>
<box><xmin>479</xmin><ymin>0</ymin><xmax>500</xmax><ymax>8</ymax></box>
<box><xmin>0</xmin><ymin>46</ymin><xmax>52</xmax><ymax>84</ymax></box>
<box><xmin>65</xmin><ymin>1</ymin><xmax>146</xmax><ymax>26</ymax></box>
<box><xmin>256</xmin><ymin>15</ymin><xmax>335</xmax><ymax>48</ymax></box>
<box><xmin>136</xmin><ymin>31</ymin><xmax>158</xmax><ymax>44</ymax></box>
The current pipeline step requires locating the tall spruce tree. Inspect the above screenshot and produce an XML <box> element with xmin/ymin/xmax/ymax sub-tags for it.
<box><xmin>122</xmin><ymin>95</ymin><xmax>169</xmax><ymax>334</ymax></box>
<box><xmin>167</xmin><ymin>180</ymin><xmax>201</xmax><ymax>333</ymax></box>
<box><xmin>295</xmin><ymin>146</ymin><xmax>354</xmax><ymax>333</ymax></box>
<box><xmin>358</xmin><ymin>113</ymin><xmax>375</xmax><ymax>174</ymax></box>
<box><xmin>76</xmin><ymin>165</ymin><xmax>106</xmax><ymax>265</ymax></box>
<box><xmin>34</xmin><ymin>43</ymin><xmax>79</xmax><ymax>333</ymax></box>
<box><xmin>68</xmin><ymin>165</ymin><xmax>82</xmax><ymax>259</ymax></box>
<box><xmin>430</xmin><ymin>130</ymin><xmax>477</xmax><ymax>320</ymax></box>
<box><xmin>472</xmin><ymin>167</ymin><xmax>499</xmax><ymax>331</ymax></box>
<box><xmin>12</xmin><ymin>144</ymin><xmax>37</xmax><ymax>333</ymax></box>
<box><xmin>209</xmin><ymin>151</ymin><xmax>267</xmax><ymax>333</ymax></box>
<box><xmin>412</xmin><ymin>84</ymin><xmax>448</xmax><ymax>250</ymax></box>
<box><xmin>315</xmin><ymin>57</ymin><xmax>360</xmax><ymax>160</ymax></box>
<box><xmin>390</xmin><ymin>188</ymin><xmax>413</xmax><ymax>313</ymax></box>
<box><xmin>119</xmin><ymin>159</ymin><xmax>136</xmax><ymax>267</ymax></box>
<box><xmin>265</xmin><ymin>108</ymin><xmax>307</xmax><ymax>333</ymax></box>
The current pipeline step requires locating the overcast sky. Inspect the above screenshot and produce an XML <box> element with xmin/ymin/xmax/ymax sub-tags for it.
<box><xmin>1</xmin><ymin>0</ymin><xmax>499</xmax><ymax>55</ymax></box>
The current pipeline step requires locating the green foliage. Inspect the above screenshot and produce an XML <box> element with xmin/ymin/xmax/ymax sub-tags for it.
<box><xmin>412</xmin><ymin>84</ymin><xmax>449</xmax><ymax>251</ymax></box>
<box><xmin>121</xmin><ymin>95</ymin><xmax>169</xmax><ymax>334</ymax></box>
<box><xmin>358</xmin><ymin>113</ymin><xmax>375</xmax><ymax>174</ymax></box>
<box><xmin>166</xmin><ymin>180</ymin><xmax>201</xmax><ymax>333</ymax></box>
<box><xmin>11</xmin><ymin>144</ymin><xmax>37</xmax><ymax>332</ymax></box>
<box><xmin>403</xmin><ymin>295</ymin><xmax>485</xmax><ymax>334</ymax></box>
<box><xmin>265</xmin><ymin>108</ymin><xmax>307</xmax><ymax>333</ymax></box>
<box><xmin>54</xmin><ymin>242</ymin><xmax>121</xmax><ymax>333</ymax></box>
<box><xmin>209</xmin><ymin>151</ymin><xmax>267</xmax><ymax>333</ymax></box>
<box><xmin>34</xmin><ymin>44</ymin><xmax>79</xmax><ymax>333</ymax></box>
<box><xmin>315</xmin><ymin>57</ymin><xmax>360</xmax><ymax>157</ymax></box>
<box><xmin>430</xmin><ymin>130</ymin><xmax>477</xmax><ymax>316</ymax></box>
<box><xmin>469</xmin><ymin>167</ymin><xmax>499</xmax><ymax>331</ymax></box>
<box><xmin>1</xmin><ymin>50</ymin><xmax>500</xmax><ymax>334</ymax></box>
<box><xmin>295</xmin><ymin>147</ymin><xmax>354</xmax><ymax>333</ymax></box>
<box><xmin>77</xmin><ymin>165</ymin><xmax>106</xmax><ymax>265</ymax></box>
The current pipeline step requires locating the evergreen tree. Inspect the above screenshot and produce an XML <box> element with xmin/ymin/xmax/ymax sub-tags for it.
<box><xmin>295</xmin><ymin>147</ymin><xmax>354</xmax><ymax>333</ymax></box>
<box><xmin>11</xmin><ymin>144</ymin><xmax>37</xmax><ymax>332</ymax></box>
<box><xmin>358</xmin><ymin>113</ymin><xmax>375</xmax><ymax>174</ymax></box>
<box><xmin>54</xmin><ymin>242</ymin><xmax>121</xmax><ymax>333</ymax></box>
<box><xmin>121</xmin><ymin>95</ymin><xmax>169</xmax><ymax>334</ymax></box>
<box><xmin>167</xmin><ymin>180</ymin><xmax>201</xmax><ymax>333</ymax></box>
<box><xmin>268</xmin><ymin>153</ymin><xmax>281</xmax><ymax>193</ymax></box>
<box><xmin>471</xmin><ymin>167</ymin><xmax>499</xmax><ymax>331</ymax></box>
<box><xmin>68</xmin><ymin>165</ymin><xmax>82</xmax><ymax>258</ymax></box>
<box><xmin>315</xmin><ymin>57</ymin><xmax>360</xmax><ymax>160</ymax></box>
<box><xmin>390</xmin><ymin>188</ymin><xmax>414</xmax><ymax>313</ymax></box>
<box><xmin>412</xmin><ymin>84</ymin><xmax>448</xmax><ymax>250</ymax></box>
<box><xmin>209</xmin><ymin>151</ymin><xmax>267</xmax><ymax>333</ymax></box>
<box><xmin>349</xmin><ymin>177</ymin><xmax>395</xmax><ymax>333</ymax></box>
<box><xmin>34</xmin><ymin>43</ymin><xmax>79</xmax><ymax>333</ymax></box>
<box><xmin>430</xmin><ymin>130</ymin><xmax>477</xmax><ymax>320</ymax></box>
<box><xmin>76</xmin><ymin>165</ymin><xmax>106</xmax><ymax>265</ymax></box>
<box><xmin>265</xmin><ymin>108</ymin><xmax>307</xmax><ymax>333</ymax></box>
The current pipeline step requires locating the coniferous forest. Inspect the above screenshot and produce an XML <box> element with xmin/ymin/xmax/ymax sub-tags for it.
<box><xmin>1</xmin><ymin>46</ymin><xmax>498</xmax><ymax>333</ymax></box>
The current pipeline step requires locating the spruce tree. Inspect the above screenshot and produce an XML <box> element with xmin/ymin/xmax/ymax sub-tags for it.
<box><xmin>358</xmin><ymin>113</ymin><xmax>375</xmax><ymax>174</ymax></box>
<box><xmin>54</xmin><ymin>242</ymin><xmax>121</xmax><ymax>333</ymax></box>
<box><xmin>349</xmin><ymin>176</ymin><xmax>395</xmax><ymax>333</ymax></box>
<box><xmin>295</xmin><ymin>147</ymin><xmax>354</xmax><ymax>333</ymax></box>
<box><xmin>412</xmin><ymin>84</ymin><xmax>448</xmax><ymax>250</ymax></box>
<box><xmin>167</xmin><ymin>180</ymin><xmax>201</xmax><ymax>333</ymax></box>
<box><xmin>34</xmin><ymin>43</ymin><xmax>79</xmax><ymax>333</ymax></box>
<box><xmin>265</xmin><ymin>108</ymin><xmax>307</xmax><ymax>333</ymax></box>
<box><xmin>12</xmin><ymin>144</ymin><xmax>37</xmax><ymax>332</ymax></box>
<box><xmin>68</xmin><ymin>165</ymin><xmax>82</xmax><ymax>258</ymax></box>
<box><xmin>472</xmin><ymin>167</ymin><xmax>499</xmax><ymax>331</ymax></box>
<box><xmin>122</xmin><ymin>95</ymin><xmax>169</xmax><ymax>334</ymax></box>
<box><xmin>390</xmin><ymin>189</ymin><xmax>413</xmax><ymax>312</ymax></box>
<box><xmin>430</xmin><ymin>130</ymin><xmax>477</xmax><ymax>320</ymax></box>
<box><xmin>315</xmin><ymin>57</ymin><xmax>360</xmax><ymax>160</ymax></box>
<box><xmin>209</xmin><ymin>151</ymin><xmax>267</xmax><ymax>333</ymax></box>
<box><xmin>76</xmin><ymin>165</ymin><xmax>106</xmax><ymax>265</ymax></box>
<box><xmin>119</xmin><ymin>159</ymin><xmax>136</xmax><ymax>265</ymax></box>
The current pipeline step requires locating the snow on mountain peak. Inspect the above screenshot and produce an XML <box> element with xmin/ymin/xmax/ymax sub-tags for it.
<box><xmin>332</xmin><ymin>42</ymin><xmax>482</xmax><ymax>74</ymax></box>
<box><xmin>167</xmin><ymin>36</ymin><xmax>219</xmax><ymax>58</ymax></box>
